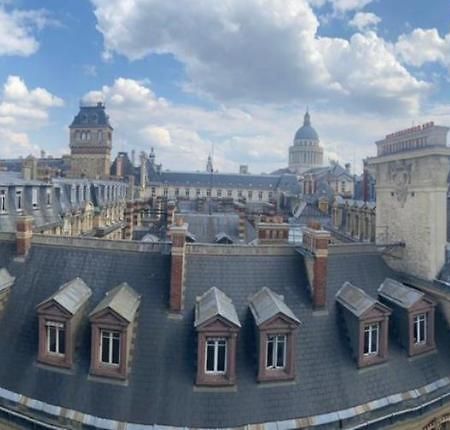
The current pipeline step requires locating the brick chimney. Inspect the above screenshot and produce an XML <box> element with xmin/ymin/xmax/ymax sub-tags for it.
<box><xmin>169</xmin><ymin>218</ymin><xmax>188</xmax><ymax>313</ymax></box>
<box><xmin>16</xmin><ymin>216</ymin><xmax>33</xmax><ymax>258</ymax></box>
<box><xmin>257</xmin><ymin>216</ymin><xmax>289</xmax><ymax>244</ymax></box>
<box><xmin>302</xmin><ymin>222</ymin><xmax>331</xmax><ymax>309</ymax></box>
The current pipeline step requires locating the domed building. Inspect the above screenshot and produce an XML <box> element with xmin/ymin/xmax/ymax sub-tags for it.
<box><xmin>288</xmin><ymin>110</ymin><xmax>324</xmax><ymax>174</ymax></box>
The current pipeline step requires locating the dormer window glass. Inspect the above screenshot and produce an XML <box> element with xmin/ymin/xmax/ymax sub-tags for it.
<box><xmin>15</xmin><ymin>190</ymin><xmax>22</xmax><ymax>211</ymax></box>
<box><xmin>414</xmin><ymin>313</ymin><xmax>426</xmax><ymax>344</ymax></box>
<box><xmin>363</xmin><ymin>323</ymin><xmax>379</xmax><ymax>355</ymax></box>
<box><xmin>46</xmin><ymin>321</ymin><xmax>65</xmax><ymax>355</ymax></box>
<box><xmin>266</xmin><ymin>334</ymin><xmax>286</xmax><ymax>369</ymax></box>
<box><xmin>205</xmin><ymin>338</ymin><xmax>227</xmax><ymax>374</ymax></box>
<box><xmin>0</xmin><ymin>190</ymin><xmax>6</xmax><ymax>213</ymax></box>
<box><xmin>32</xmin><ymin>188</ymin><xmax>38</xmax><ymax>209</ymax></box>
<box><xmin>46</xmin><ymin>189</ymin><xmax>52</xmax><ymax>206</ymax></box>
<box><xmin>100</xmin><ymin>330</ymin><xmax>120</xmax><ymax>366</ymax></box>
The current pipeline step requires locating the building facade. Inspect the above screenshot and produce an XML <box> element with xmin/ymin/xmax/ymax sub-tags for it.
<box><xmin>288</xmin><ymin>111</ymin><xmax>324</xmax><ymax>174</ymax></box>
<box><xmin>69</xmin><ymin>102</ymin><xmax>113</xmax><ymax>179</ymax></box>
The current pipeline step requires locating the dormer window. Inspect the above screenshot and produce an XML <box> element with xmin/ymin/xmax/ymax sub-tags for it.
<box><xmin>336</xmin><ymin>282</ymin><xmax>391</xmax><ymax>368</ymax></box>
<box><xmin>89</xmin><ymin>283</ymin><xmax>140</xmax><ymax>380</ymax></box>
<box><xmin>195</xmin><ymin>288</ymin><xmax>240</xmax><ymax>386</ymax></box>
<box><xmin>205</xmin><ymin>338</ymin><xmax>227</xmax><ymax>374</ymax></box>
<box><xmin>36</xmin><ymin>278</ymin><xmax>92</xmax><ymax>369</ymax></box>
<box><xmin>266</xmin><ymin>334</ymin><xmax>286</xmax><ymax>369</ymax></box>
<box><xmin>378</xmin><ymin>278</ymin><xmax>435</xmax><ymax>357</ymax></box>
<box><xmin>363</xmin><ymin>323</ymin><xmax>379</xmax><ymax>355</ymax></box>
<box><xmin>46</xmin><ymin>189</ymin><xmax>52</xmax><ymax>207</ymax></box>
<box><xmin>32</xmin><ymin>188</ymin><xmax>38</xmax><ymax>209</ymax></box>
<box><xmin>15</xmin><ymin>190</ymin><xmax>22</xmax><ymax>211</ymax></box>
<box><xmin>249</xmin><ymin>287</ymin><xmax>300</xmax><ymax>382</ymax></box>
<box><xmin>0</xmin><ymin>190</ymin><xmax>6</xmax><ymax>213</ymax></box>
<box><xmin>100</xmin><ymin>330</ymin><xmax>120</xmax><ymax>365</ymax></box>
<box><xmin>47</xmin><ymin>321</ymin><xmax>65</xmax><ymax>355</ymax></box>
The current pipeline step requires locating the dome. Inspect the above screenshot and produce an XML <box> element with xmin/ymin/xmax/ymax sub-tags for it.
<box><xmin>294</xmin><ymin>111</ymin><xmax>319</xmax><ymax>141</ymax></box>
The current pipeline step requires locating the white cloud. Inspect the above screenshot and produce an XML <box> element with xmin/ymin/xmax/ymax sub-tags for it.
<box><xmin>91</xmin><ymin>0</ymin><xmax>428</xmax><ymax>116</ymax></box>
<box><xmin>0</xmin><ymin>6</ymin><xmax>53</xmax><ymax>56</ymax></box>
<box><xmin>80</xmin><ymin>77</ymin><xmax>434</xmax><ymax>175</ymax></box>
<box><xmin>395</xmin><ymin>28</ymin><xmax>450</xmax><ymax>68</ymax></box>
<box><xmin>349</xmin><ymin>12</ymin><xmax>381</xmax><ymax>31</ymax></box>
<box><xmin>0</xmin><ymin>76</ymin><xmax>63</xmax><ymax>158</ymax></box>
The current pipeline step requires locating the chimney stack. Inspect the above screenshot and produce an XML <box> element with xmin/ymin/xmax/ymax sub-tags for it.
<box><xmin>16</xmin><ymin>216</ymin><xmax>33</xmax><ymax>258</ymax></box>
<box><xmin>169</xmin><ymin>220</ymin><xmax>188</xmax><ymax>313</ymax></box>
<box><xmin>302</xmin><ymin>222</ymin><xmax>331</xmax><ymax>309</ymax></box>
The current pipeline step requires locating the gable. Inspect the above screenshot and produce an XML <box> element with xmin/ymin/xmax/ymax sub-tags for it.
<box><xmin>196</xmin><ymin>316</ymin><xmax>239</xmax><ymax>332</ymax></box>
<box><xmin>37</xmin><ymin>300</ymin><xmax>72</xmax><ymax>318</ymax></box>
<box><xmin>90</xmin><ymin>307</ymin><xmax>129</xmax><ymax>326</ymax></box>
<box><xmin>259</xmin><ymin>314</ymin><xmax>300</xmax><ymax>331</ymax></box>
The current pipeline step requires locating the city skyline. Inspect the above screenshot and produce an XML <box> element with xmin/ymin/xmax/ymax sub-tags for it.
<box><xmin>0</xmin><ymin>0</ymin><xmax>449</xmax><ymax>174</ymax></box>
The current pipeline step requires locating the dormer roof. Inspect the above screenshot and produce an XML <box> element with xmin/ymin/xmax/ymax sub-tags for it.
<box><xmin>89</xmin><ymin>283</ymin><xmax>140</xmax><ymax>322</ymax></box>
<box><xmin>249</xmin><ymin>287</ymin><xmax>300</xmax><ymax>326</ymax></box>
<box><xmin>37</xmin><ymin>277</ymin><xmax>91</xmax><ymax>315</ymax></box>
<box><xmin>336</xmin><ymin>282</ymin><xmax>391</xmax><ymax>317</ymax></box>
<box><xmin>195</xmin><ymin>287</ymin><xmax>240</xmax><ymax>328</ymax></box>
<box><xmin>378</xmin><ymin>278</ymin><xmax>428</xmax><ymax>309</ymax></box>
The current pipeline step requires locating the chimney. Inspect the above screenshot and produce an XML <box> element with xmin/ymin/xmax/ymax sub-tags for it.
<box><xmin>345</xmin><ymin>163</ymin><xmax>351</xmax><ymax>174</ymax></box>
<box><xmin>116</xmin><ymin>155</ymin><xmax>124</xmax><ymax>177</ymax></box>
<box><xmin>169</xmin><ymin>220</ymin><xmax>188</xmax><ymax>313</ymax></box>
<box><xmin>239</xmin><ymin>165</ymin><xmax>248</xmax><ymax>174</ymax></box>
<box><xmin>131</xmin><ymin>150</ymin><xmax>136</xmax><ymax>167</ymax></box>
<box><xmin>257</xmin><ymin>216</ymin><xmax>289</xmax><ymax>244</ymax></box>
<box><xmin>16</xmin><ymin>216</ymin><xmax>33</xmax><ymax>258</ymax></box>
<box><xmin>302</xmin><ymin>222</ymin><xmax>331</xmax><ymax>309</ymax></box>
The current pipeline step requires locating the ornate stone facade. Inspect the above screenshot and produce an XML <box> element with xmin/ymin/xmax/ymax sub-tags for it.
<box><xmin>368</xmin><ymin>122</ymin><xmax>450</xmax><ymax>280</ymax></box>
<box><xmin>69</xmin><ymin>102</ymin><xmax>113</xmax><ymax>179</ymax></box>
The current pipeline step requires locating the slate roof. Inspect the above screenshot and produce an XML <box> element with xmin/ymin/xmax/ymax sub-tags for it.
<box><xmin>38</xmin><ymin>277</ymin><xmax>92</xmax><ymax>315</ymax></box>
<box><xmin>336</xmin><ymin>281</ymin><xmax>380</xmax><ymax>317</ymax></box>
<box><xmin>0</xmin><ymin>268</ymin><xmax>14</xmax><ymax>292</ymax></box>
<box><xmin>69</xmin><ymin>103</ymin><xmax>112</xmax><ymax>129</ymax></box>
<box><xmin>176</xmin><ymin>213</ymin><xmax>240</xmax><ymax>243</ymax></box>
<box><xmin>195</xmin><ymin>287</ymin><xmax>240</xmax><ymax>328</ymax></box>
<box><xmin>378</xmin><ymin>278</ymin><xmax>425</xmax><ymax>309</ymax></box>
<box><xmin>0</xmin><ymin>241</ymin><xmax>448</xmax><ymax>428</ymax></box>
<box><xmin>249</xmin><ymin>287</ymin><xmax>300</xmax><ymax>326</ymax></box>
<box><xmin>90</xmin><ymin>283</ymin><xmax>140</xmax><ymax>322</ymax></box>
<box><xmin>148</xmin><ymin>169</ymin><xmax>301</xmax><ymax>195</ymax></box>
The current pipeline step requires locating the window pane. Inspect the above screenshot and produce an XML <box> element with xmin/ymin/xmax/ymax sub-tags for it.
<box><xmin>267</xmin><ymin>338</ymin><xmax>274</xmax><ymax>368</ymax></box>
<box><xmin>217</xmin><ymin>342</ymin><xmax>226</xmax><ymax>372</ymax></box>
<box><xmin>419</xmin><ymin>316</ymin><xmax>426</xmax><ymax>343</ymax></box>
<box><xmin>48</xmin><ymin>326</ymin><xmax>56</xmax><ymax>353</ymax></box>
<box><xmin>206</xmin><ymin>342</ymin><xmax>215</xmax><ymax>371</ymax></box>
<box><xmin>276</xmin><ymin>337</ymin><xmax>285</xmax><ymax>368</ymax></box>
<box><xmin>58</xmin><ymin>327</ymin><xmax>65</xmax><ymax>354</ymax></box>
<box><xmin>363</xmin><ymin>327</ymin><xmax>370</xmax><ymax>354</ymax></box>
<box><xmin>101</xmin><ymin>333</ymin><xmax>110</xmax><ymax>363</ymax></box>
<box><xmin>370</xmin><ymin>325</ymin><xmax>378</xmax><ymax>353</ymax></box>
<box><xmin>112</xmin><ymin>335</ymin><xmax>120</xmax><ymax>364</ymax></box>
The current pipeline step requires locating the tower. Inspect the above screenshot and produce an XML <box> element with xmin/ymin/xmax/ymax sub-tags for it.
<box><xmin>69</xmin><ymin>102</ymin><xmax>113</xmax><ymax>179</ymax></box>
<box><xmin>368</xmin><ymin>122</ymin><xmax>450</xmax><ymax>280</ymax></box>
<box><xmin>288</xmin><ymin>110</ymin><xmax>324</xmax><ymax>175</ymax></box>
<box><xmin>206</xmin><ymin>154</ymin><xmax>213</xmax><ymax>173</ymax></box>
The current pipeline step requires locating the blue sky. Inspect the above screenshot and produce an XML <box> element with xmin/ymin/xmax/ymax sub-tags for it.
<box><xmin>0</xmin><ymin>0</ymin><xmax>449</xmax><ymax>173</ymax></box>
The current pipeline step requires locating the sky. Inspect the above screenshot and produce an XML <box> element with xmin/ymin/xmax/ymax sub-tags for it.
<box><xmin>0</xmin><ymin>0</ymin><xmax>449</xmax><ymax>174</ymax></box>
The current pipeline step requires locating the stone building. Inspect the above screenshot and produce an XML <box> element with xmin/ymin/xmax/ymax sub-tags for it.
<box><xmin>288</xmin><ymin>110</ymin><xmax>324</xmax><ymax>174</ymax></box>
<box><xmin>69</xmin><ymin>102</ymin><xmax>113</xmax><ymax>179</ymax></box>
<box><xmin>368</xmin><ymin>121</ymin><xmax>450</xmax><ymax>280</ymax></box>
<box><xmin>0</xmin><ymin>172</ymin><xmax>129</xmax><ymax>240</ymax></box>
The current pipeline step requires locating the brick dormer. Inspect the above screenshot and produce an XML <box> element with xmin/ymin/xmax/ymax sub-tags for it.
<box><xmin>194</xmin><ymin>287</ymin><xmax>241</xmax><ymax>386</ymax></box>
<box><xmin>378</xmin><ymin>278</ymin><xmax>436</xmax><ymax>357</ymax></box>
<box><xmin>249</xmin><ymin>287</ymin><xmax>300</xmax><ymax>382</ymax></box>
<box><xmin>336</xmin><ymin>282</ymin><xmax>392</xmax><ymax>368</ymax></box>
<box><xmin>89</xmin><ymin>283</ymin><xmax>141</xmax><ymax>380</ymax></box>
<box><xmin>36</xmin><ymin>278</ymin><xmax>92</xmax><ymax>369</ymax></box>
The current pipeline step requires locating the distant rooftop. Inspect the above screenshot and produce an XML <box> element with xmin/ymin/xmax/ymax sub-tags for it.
<box><xmin>69</xmin><ymin>102</ymin><xmax>112</xmax><ymax>129</ymax></box>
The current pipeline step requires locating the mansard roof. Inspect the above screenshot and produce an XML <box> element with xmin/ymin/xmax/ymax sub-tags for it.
<box><xmin>0</xmin><ymin>240</ymin><xmax>447</xmax><ymax>429</ymax></box>
<box><xmin>249</xmin><ymin>286</ymin><xmax>300</xmax><ymax>326</ymax></box>
<box><xmin>37</xmin><ymin>277</ymin><xmax>91</xmax><ymax>315</ymax></box>
<box><xmin>69</xmin><ymin>102</ymin><xmax>112</xmax><ymax>129</ymax></box>
<box><xmin>194</xmin><ymin>287</ymin><xmax>240</xmax><ymax>328</ymax></box>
